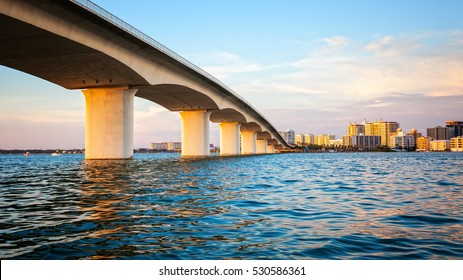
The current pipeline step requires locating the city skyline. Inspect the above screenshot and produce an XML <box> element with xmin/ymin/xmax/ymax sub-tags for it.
<box><xmin>1</xmin><ymin>0</ymin><xmax>463</xmax><ymax>149</ymax></box>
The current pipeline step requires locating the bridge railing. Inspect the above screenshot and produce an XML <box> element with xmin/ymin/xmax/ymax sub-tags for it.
<box><xmin>70</xmin><ymin>0</ymin><xmax>288</xmax><ymax>147</ymax></box>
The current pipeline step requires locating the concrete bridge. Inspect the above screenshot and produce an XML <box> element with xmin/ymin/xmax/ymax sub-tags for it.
<box><xmin>0</xmin><ymin>0</ymin><xmax>289</xmax><ymax>159</ymax></box>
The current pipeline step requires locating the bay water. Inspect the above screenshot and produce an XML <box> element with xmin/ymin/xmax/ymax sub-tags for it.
<box><xmin>1</xmin><ymin>152</ymin><xmax>462</xmax><ymax>259</ymax></box>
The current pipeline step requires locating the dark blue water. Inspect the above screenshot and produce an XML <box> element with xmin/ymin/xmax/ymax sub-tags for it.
<box><xmin>1</xmin><ymin>152</ymin><xmax>462</xmax><ymax>259</ymax></box>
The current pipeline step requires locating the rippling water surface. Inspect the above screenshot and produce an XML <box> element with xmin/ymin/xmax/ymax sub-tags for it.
<box><xmin>1</xmin><ymin>152</ymin><xmax>462</xmax><ymax>259</ymax></box>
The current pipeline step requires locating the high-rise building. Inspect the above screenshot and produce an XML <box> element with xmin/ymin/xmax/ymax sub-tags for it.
<box><xmin>407</xmin><ymin>128</ymin><xmax>421</xmax><ymax>140</ymax></box>
<box><xmin>348</xmin><ymin>122</ymin><xmax>365</xmax><ymax>136</ymax></box>
<box><xmin>278</xmin><ymin>129</ymin><xmax>295</xmax><ymax>145</ymax></box>
<box><xmin>314</xmin><ymin>134</ymin><xmax>335</xmax><ymax>146</ymax></box>
<box><xmin>427</xmin><ymin>126</ymin><xmax>449</xmax><ymax>140</ymax></box>
<box><xmin>446</xmin><ymin>121</ymin><xmax>463</xmax><ymax>138</ymax></box>
<box><xmin>304</xmin><ymin>134</ymin><xmax>314</xmax><ymax>145</ymax></box>
<box><xmin>363</xmin><ymin>119</ymin><xmax>400</xmax><ymax>146</ymax></box>
<box><xmin>295</xmin><ymin>134</ymin><xmax>304</xmax><ymax>146</ymax></box>
<box><xmin>344</xmin><ymin>135</ymin><xmax>381</xmax><ymax>149</ymax></box>
<box><xmin>287</xmin><ymin>129</ymin><xmax>295</xmax><ymax>145</ymax></box>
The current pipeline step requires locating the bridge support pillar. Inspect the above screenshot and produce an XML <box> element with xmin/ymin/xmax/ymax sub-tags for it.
<box><xmin>241</xmin><ymin>131</ymin><xmax>257</xmax><ymax>155</ymax></box>
<box><xmin>219</xmin><ymin>122</ymin><xmax>241</xmax><ymax>156</ymax></box>
<box><xmin>180</xmin><ymin>110</ymin><xmax>211</xmax><ymax>157</ymax></box>
<box><xmin>256</xmin><ymin>139</ymin><xmax>268</xmax><ymax>154</ymax></box>
<box><xmin>267</xmin><ymin>145</ymin><xmax>275</xmax><ymax>154</ymax></box>
<box><xmin>82</xmin><ymin>87</ymin><xmax>138</xmax><ymax>160</ymax></box>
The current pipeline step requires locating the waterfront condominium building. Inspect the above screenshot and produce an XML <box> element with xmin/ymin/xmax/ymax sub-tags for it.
<box><xmin>295</xmin><ymin>134</ymin><xmax>304</xmax><ymax>146</ymax></box>
<box><xmin>167</xmin><ymin>142</ymin><xmax>182</xmax><ymax>151</ymax></box>
<box><xmin>343</xmin><ymin>135</ymin><xmax>381</xmax><ymax>149</ymax></box>
<box><xmin>278</xmin><ymin>129</ymin><xmax>295</xmax><ymax>145</ymax></box>
<box><xmin>416</xmin><ymin>136</ymin><xmax>432</xmax><ymax>151</ymax></box>
<box><xmin>427</xmin><ymin>126</ymin><xmax>449</xmax><ymax>140</ymax></box>
<box><xmin>363</xmin><ymin>119</ymin><xmax>400</xmax><ymax>146</ymax></box>
<box><xmin>150</xmin><ymin>142</ymin><xmax>181</xmax><ymax>151</ymax></box>
<box><xmin>150</xmin><ymin>142</ymin><xmax>168</xmax><ymax>150</ymax></box>
<box><xmin>389</xmin><ymin>129</ymin><xmax>416</xmax><ymax>150</ymax></box>
<box><xmin>407</xmin><ymin>128</ymin><xmax>422</xmax><ymax>140</ymax></box>
<box><xmin>314</xmin><ymin>134</ymin><xmax>335</xmax><ymax>146</ymax></box>
<box><xmin>450</xmin><ymin>136</ymin><xmax>463</xmax><ymax>152</ymax></box>
<box><xmin>446</xmin><ymin>121</ymin><xmax>463</xmax><ymax>139</ymax></box>
<box><xmin>304</xmin><ymin>134</ymin><xmax>314</xmax><ymax>145</ymax></box>
<box><xmin>430</xmin><ymin>140</ymin><xmax>450</xmax><ymax>151</ymax></box>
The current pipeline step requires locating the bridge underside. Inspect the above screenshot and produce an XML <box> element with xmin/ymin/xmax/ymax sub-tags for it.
<box><xmin>0</xmin><ymin>0</ymin><xmax>288</xmax><ymax>159</ymax></box>
<box><xmin>136</xmin><ymin>85</ymin><xmax>219</xmax><ymax>111</ymax></box>
<box><xmin>0</xmin><ymin>14</ymin><xmax>149</xmax><ymax>89</ymax></box>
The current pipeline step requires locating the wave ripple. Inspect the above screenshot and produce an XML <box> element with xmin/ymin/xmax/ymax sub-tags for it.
<box><xmin>1</xmin><ymin>152</ymin><xmax>462</xmax><ymax>259</ymax></box>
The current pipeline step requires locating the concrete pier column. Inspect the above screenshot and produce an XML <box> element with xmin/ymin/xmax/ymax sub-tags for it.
<box><xmin>256</xmin><ymin>139</ymin><xmax>268</xmax><ymax>154</ymax></box>
<box><xmin>180</xmin><ymin>110</ymin><xmax>211</xmax><ymax>157</ymax></box>
<box><xmin>219</xmin><ymin>122</ymin><xmax>241</xmax><ymax>156</ymax></box>
<box><xmin>82</xmin><ymin>87</ymin><xmax>137</xmax><ymax>160</ymax></box>
<box><xmin>267</xmin><ymin>144</ymin><xmax>275</xmax><ymax>154</ymax></box>
<box><xmin>241</xmin><ymin>130</ymin><xmax>257</xmax><ymax>155</ymax></box>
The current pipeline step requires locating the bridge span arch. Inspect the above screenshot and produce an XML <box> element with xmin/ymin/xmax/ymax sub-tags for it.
<box><xmin>0</xmin><ymin>0</ymin><xmax>289</xmax><ymax>159</ymax></box>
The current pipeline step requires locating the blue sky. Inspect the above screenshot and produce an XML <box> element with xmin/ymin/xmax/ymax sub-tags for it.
<box><xmin>1</xmin><ymin>0</ymin><xmax>462</xmax><ymax>149</ymax></box>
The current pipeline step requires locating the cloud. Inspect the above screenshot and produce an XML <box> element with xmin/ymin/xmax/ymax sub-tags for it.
<box><xmin>365</xmin><ymin>35</ymin><xmax>420</xmax><ymax>57</ymax></box>
<box><xmin>284</xmin><ymin>31</ymin><xmax>463</xmax><ymax>99</ymax></box>
<box><xmin>188</xmin><ymin>51</ymin><xmax>269</xmax><ymax>79</ymax></box>
<box><xmin>322</xmin><ymin>36</ymin><xmax>350</xmax><ymax>48</ymax></box>
<box><xmin>184</xmin><ymin>30</ymin><xmax>462</xmax><ymax>133</ymax></box>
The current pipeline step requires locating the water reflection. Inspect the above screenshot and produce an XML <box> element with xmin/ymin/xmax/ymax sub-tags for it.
<box><xmin>78</xmin><ymin>157</ymin><xmax>248</xmax><ymax>259</ymax></box>
<box><xmin>0</xmin><ymin>153</ymin><xmax>462</xmax><ymax>259</ymax></box>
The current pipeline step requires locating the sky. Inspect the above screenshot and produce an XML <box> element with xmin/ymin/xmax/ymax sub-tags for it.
<box><xmin>1</xmin><ymin>0</ymin><xmax>462</xmax><ymax>149</ymax></box>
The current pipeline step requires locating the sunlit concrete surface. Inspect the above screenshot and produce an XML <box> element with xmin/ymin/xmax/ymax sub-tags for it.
<box><xmin>180</xmin><ymin>110</ymin><xmax>211</xmax><ymax>157</ymax></box>
<box><xmin>219</xmin><ymin>122</ymin><xmax>241</xmax><ymax>156</ymax></box>
<box><xmin>83</xmin><ymin>88</ymin><xmax>137</xmax><ymax>159</ymax></box>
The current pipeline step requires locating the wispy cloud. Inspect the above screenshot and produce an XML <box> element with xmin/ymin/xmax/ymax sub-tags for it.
<box><xmin>187</xmin><ymin>30</ymin><xmax>462</xmax><ymax>136</ymax></box>
<box><xmin>187</xmin><ymin>51</ymin><xmax>271</xmax><ymax>79</ymax></box>
<box><xmin>322</xmin><ymin>36</ymin><xmax>350</xmax><ymax>48</ymax></box>
<box><xmin>277</xmin><ymin>31</ymin><xmax>463</xmax><ymax>100</ymax></box>
<box><xmin>365</xmin><ymin>35</ymin><xmax>421</xmax><ymax>57</ymax></box>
